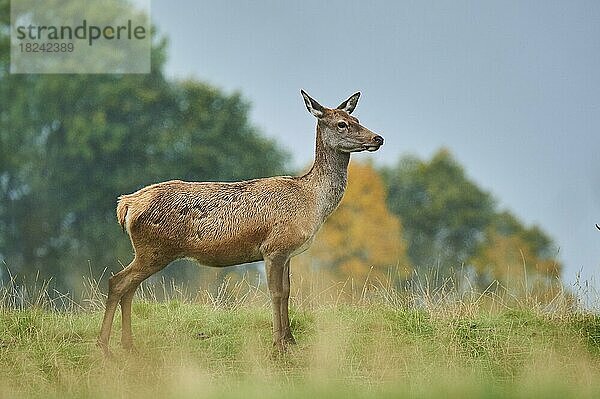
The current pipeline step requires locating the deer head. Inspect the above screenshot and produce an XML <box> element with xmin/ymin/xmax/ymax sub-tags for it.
<box><xmin>301</xmin><ymin>90</ymin><xmax>384</xmax><ymax>153</ymax></box>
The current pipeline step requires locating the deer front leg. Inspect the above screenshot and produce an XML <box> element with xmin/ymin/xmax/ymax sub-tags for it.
<box><xmin>280</xmin><ymin>259</ymin><xmax>296</xmax><ymax>345</ymax></box>
<box><xmin>265</xmin><ymin>255</ymin><xmax>286</xmax><ymax>352</ymax></box>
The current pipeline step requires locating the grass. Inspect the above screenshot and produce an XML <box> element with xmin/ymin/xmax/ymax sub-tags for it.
<box><xmin>1</xmin><ymin>271</ymin><xmax>600</xmax><ymax>398</ymax></box>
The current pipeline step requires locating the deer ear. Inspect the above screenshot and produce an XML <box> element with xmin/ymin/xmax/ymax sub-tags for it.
<box><xmin>337</xmin><ymin>92</ymin><xmax>361</xmax><ymax>114</ymax></box>
<box><xmin>301</xmin><ymin>90</ymin><xmax>325</xmax><ymax>118</ymax></box>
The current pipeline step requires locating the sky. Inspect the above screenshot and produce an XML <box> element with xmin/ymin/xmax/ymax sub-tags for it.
<box><xmin>150</xmin><ymin>0</ymin><xmax>600</xmax><ymax>287</ymax></box>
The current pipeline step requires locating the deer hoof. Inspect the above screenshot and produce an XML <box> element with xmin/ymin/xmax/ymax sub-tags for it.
<box><xmin>282</xmin><ymin>333</ymin><xmax>296</xmax><ymax>345</ymax></box>
<box><xmin>97</xmin><ymin>340</ymin><xmax>114</xmax><ymax>359</ymax></box>
<box><xmin>122</xmin><ymin>342</ymin><xmax>139</xmax><ymax>354</ymax></box>
<box><xmin>272</xmin><ymin>338</ymin><xmax>287</xmax><ymax>354</ymax></box>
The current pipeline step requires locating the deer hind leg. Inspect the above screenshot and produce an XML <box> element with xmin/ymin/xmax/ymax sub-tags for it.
<box><xmin>97</xmin><ymin>263</ymin><xmax>131</xmax><ymax>356</ymax></box>
<box><xmin>119</xmin><ymin>256</ymin><xmax>171</xmax><ymax>352</ymax></box>
<box><xmin>98</xmin><ymin>254</ymin><xmax>168</xmax><ymax>355</ymax></box>
<box><xmin>120</xmin><ymin>286</ymin><xmax>140</xmax><ymax>352</ymax></box>
<box><xmin>280</xmin><ymin>259</ymin><xmax>296</xmax><ymax>345</ymax></box>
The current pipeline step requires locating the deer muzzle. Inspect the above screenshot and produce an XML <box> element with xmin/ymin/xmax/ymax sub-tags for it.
<box><xmin>365</xmin><ymin>135</ymin><xmax>384</xmax><ymax>152</ymax></box>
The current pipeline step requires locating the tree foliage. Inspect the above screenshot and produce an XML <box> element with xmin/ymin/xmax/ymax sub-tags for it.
<box><xmin>470</xmin><ymin>211</ymin><xmax>561</xmax><ymax>291</ymax></box>
<box><xmin>0</xmin><ymin>1</ymin><xmax>286</xmax><ymax>290</ymax></box>
<box><xmin>383</xmin><ymin>149</ymin><xmax>561</xmax><ymax>288</ymax></box>
<box><xmin>382</xmin><ymin>149</ymin><xmax>495</xmax><ymax>272</ymax></box>
<box><xmin>0</xmin><ymin>0</ymin><xmax>563</xmax><ymax>294</ymax></box>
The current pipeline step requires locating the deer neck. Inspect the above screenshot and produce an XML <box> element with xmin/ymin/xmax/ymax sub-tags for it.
<box><xmin>303</xmin><ymin>124</ymin><xmax>350</xmax><ymax>220</ymax></box>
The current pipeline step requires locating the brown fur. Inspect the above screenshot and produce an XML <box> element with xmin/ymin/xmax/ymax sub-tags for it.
<box><xmin>97</xmin><ymin>90</ymin><xmax>384</xmax><ymax>355</ymax></box>
<box><xmin>116</xmin><ymin>196</ymin><xmax>129</xmax><ymax>232</ymax></box>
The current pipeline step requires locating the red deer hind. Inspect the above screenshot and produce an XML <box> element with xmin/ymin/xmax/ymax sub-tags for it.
<box><xmin>98</xmin><ymin>90</ymin><xmax>384</xmax><ymax>355</ymax></box>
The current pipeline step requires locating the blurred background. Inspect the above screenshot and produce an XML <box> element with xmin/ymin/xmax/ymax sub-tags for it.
<box><xmin>1</xmin><ymin>0</ymin><xmax>598</xmax><ymax>299</ymax></box>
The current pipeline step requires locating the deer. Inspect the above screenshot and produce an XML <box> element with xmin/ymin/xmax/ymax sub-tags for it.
<box><xmin>97</xmin><ymin>90</ymin><xmax>384</xmax><ymax>356</ymax></box>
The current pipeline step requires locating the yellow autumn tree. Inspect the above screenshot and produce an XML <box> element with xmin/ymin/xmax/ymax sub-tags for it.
<box><xmin>297</xmin><ymin>161</ymin><xmax>411</xmax><ymax>285</ymax></box>
<box><xmin>470</xmin><ymin>211</ymin><xmax>561</xmax><ymax>298</ymax></box>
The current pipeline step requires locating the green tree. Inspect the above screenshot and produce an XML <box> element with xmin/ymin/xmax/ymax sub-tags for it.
<box><xmin>0</xmin><ymin>0</ymin><xmax>287</xmax><ymax>290</ymax></box>
<box><xmin>382</xmin><ymin>149</ymin><xmax>495</xmax><ymax>273</ymax></box>
<box><xmin>383</xmin><ymin>149</ymin><xmax>562</xmax><ymax>290</ymax></box>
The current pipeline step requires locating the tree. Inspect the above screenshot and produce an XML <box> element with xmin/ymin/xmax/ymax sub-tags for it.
<box><xmin>470</xmin><ymin>211</ymin><xmax>561</xmax><ymax>292</ymax></box>
<box><xmin>382</xmin><ymin>149</ymin><xmax>495</xmax><ymax>273</ymax></box>
<box><xmin>382</xmin><ymin>149</ymin><xmax>562</xmax><ymax>291</ymax></box>
<box><xmin>299</xmin><ymin>162</ymin><xmax>411</xmax><ymax>284</ymax></box>
<box><xmin>0</xmin><ymin>1</ymin><xmax>287</xmax><ymax>290</ymax></box>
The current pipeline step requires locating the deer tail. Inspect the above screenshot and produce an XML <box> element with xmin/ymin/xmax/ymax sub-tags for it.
<box><xmin>116</xmin><ymin>195</ymin><xmax>131</xmax><ymax>233</ymax></box>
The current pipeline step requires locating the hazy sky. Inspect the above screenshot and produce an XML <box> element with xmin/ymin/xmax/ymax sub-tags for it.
<box><xmin>151</xmin><ymin>0</ymin><xmax>600</xmax><ymax>286</ymax></box>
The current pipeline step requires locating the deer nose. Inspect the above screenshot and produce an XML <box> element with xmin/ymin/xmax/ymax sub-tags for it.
<box><xmin>373</xmin><ymin>135</ymin><xmax>384</xmax><ymax>146</ymax></box>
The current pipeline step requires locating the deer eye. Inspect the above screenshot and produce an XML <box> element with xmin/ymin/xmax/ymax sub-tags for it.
<box><xmin>337</xmin><ymin>121</ymin><xmax>348</xmax><ymax>129</ymax></box>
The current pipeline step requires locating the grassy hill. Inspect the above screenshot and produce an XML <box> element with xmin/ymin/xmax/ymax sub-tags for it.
<box><xmin>1</xmin><ymin>275</ymin><xmax>600</xmax><ymax>398</ymax></box>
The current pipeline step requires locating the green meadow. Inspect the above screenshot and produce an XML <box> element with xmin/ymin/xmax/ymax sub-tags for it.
<box><xmin>1</xmin><ymin>275</ymin><xmax>600</xmax><ymax>399</ymax></box>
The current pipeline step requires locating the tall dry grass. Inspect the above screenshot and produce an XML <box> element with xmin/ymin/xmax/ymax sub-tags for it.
<box><xmin>1</xmin><ymin>266</ymin><xmax>600</xmax><ymax>398</ymax></box>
